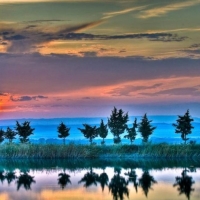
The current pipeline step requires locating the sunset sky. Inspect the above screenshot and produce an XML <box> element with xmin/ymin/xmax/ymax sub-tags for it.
<box><xmin>0</xmin><ymin>0</ymin><xmax>200</xmax><ymax>119</ymax></box>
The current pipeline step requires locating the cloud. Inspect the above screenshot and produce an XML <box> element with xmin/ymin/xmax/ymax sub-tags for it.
<box><xmin>140</xmin><ymin>87</ymin><xmax>200</xmax><ymax>96</ymax></box>
<box><xmin>138</xmin><ymin>0</ymin><xmax>200</xmax><ymax>18</ymax></box>
<box><xmin>1</xmin><ymin>53</ymin><xmax>200</xmax><ymax>95</ymax></box>
<box><xmin>108</xmin><ymin>83</ymin><xmax>162</xmax><ymax>96</ymax></box>
<box><xmin>0</xmin><ymin>93</ymin><xmax>8</xmax><ymax>96</ymax></box>
<box><xmin>103</xmin><ymin>6</ymin><xmax>147</xmax><ymax>19</ymax></box>
<box><xmin>10</xmin><ymin>95</ymin><xmax>48</xmax><ymax>102</ymax></box>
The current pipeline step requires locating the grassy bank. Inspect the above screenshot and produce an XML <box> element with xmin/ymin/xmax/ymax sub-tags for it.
<box><xmin>0</xmin><ymin>143</ymin><xmax>200</xmax><ymax>159</ymax></box>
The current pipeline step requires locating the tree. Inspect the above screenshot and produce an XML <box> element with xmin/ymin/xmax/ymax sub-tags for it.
<box><xmin>0</xmin><ymin>129</ymin><xmax>5</xmax><ymax>144</ymax></box>
<box><xmin>138</xmin><ymin>114</ymin><xmax>156</xmax><ymax>143</ymax></box>
<box><xmin>173</xmin><ymin>110</ymin><xmax>194</xmax><ymax>144</ymax></box>
<box><xmin>108</xmin><ymin>107</ymin><xmax>129</xmax><ymax>144</ymax></box>
<box><xmin>124</xmin><ymin>118</ymin><xmax>137</xmax><ymax>144</ymax></box>
<box><xmin>97</xmin><ymin>119</ymin><xmax>108</xmax><ymax>145</ymax></box>
<box><xmin>98</xmin><ymin>172</ymin><xmax>109</xmax><ymax>191</ymax></box>
<box><xmin>57</xmin><ymin>122</ymin><xmax>70</xmax><ymax>145</ymax></box>
<box><xmin>5</xmin><ymin>127</ymin><xmax>17</xmax><ymax>143</ymax></box>
<box><xmin>16</xmin><ymin>121</ymin><xmax>35</xmax><ymax>143</ymax></box>
<box><xmin>78</xmin><ymin>124</ymin><xmax>98</xmax><ymax>144</ymax></box>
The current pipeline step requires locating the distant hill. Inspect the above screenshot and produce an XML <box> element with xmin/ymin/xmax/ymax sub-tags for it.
<box><xmin>0</xmin><ymin>116</ymin><xmax>200</xmax><ymax>144</ymax></box>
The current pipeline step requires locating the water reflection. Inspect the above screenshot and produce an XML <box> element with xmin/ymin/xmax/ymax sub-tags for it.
<box><xmin>16</xmin><ymin>171</ymin><xmax>36</xmax><ymax>190</ymax></box>
<box><xmin>174</xmin><ymin>169</ymin><xmax>195</xmax><ymax>200</ymax></box>
<box><xmin>79</xmin><ymin>168</ymin><xmax>99</xmax><ymax>188</ymax></box>
<box><xmin>58</xmin><ymin>172</ymin><xmax>71</xmax><ymax>189</ymax></box>
<box><xmin>109</xmin><ymin>167</ymin><xmax>129</xmax><ymax>200</ymax></box>
<box><xmin>0</xmin><ymin>159</ymin><xmax>199</xmax><ymax>200</ymax></box>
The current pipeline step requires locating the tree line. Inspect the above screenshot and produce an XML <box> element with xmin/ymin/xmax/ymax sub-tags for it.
<box><xmin>0</xmin><ymin>107</ymin><xmax>194</xmax><ymax>145</ymax></box>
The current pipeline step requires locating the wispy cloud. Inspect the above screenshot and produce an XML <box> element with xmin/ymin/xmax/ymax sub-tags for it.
<box><xmin>103</xmin><ymin>6</ymin><xmax>147</xmax><ymax>19</ymax></box>
<box><xmin>10</xmin><ymin>95</ymin><xmax>48</xmax><ymax>102</ymax></box>
<box><xmin>138</xmin><ymin>0</ymin><xmax>200</xmax><ymax>18</ymax></box>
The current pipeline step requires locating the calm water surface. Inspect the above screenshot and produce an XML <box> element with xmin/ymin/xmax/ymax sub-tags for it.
<box><xmin>0</xmin><ymin>159</ymin><xmax>199</xmax><ymax>200</ymax></box>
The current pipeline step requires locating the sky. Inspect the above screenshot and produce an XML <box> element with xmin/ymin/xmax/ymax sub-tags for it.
<box><xmin>0</xmin><ymin>0</ymin><xmax>200</xmax><ymax>119</ymax></box>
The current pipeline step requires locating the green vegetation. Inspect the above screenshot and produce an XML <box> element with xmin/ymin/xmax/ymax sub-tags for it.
<box><xmin>138</xmin><ymin>114</ymin><xmax>156</xmax><ymax>143</ymax></box>
<box><xmin>57</xmin><ymin>122</ymin><xmax>70</xmax><ymax>145</ymax></box>
<box><xmin>0</xmin><ymin>143</ymin><xmax>200</xmax><ymax>159</ymax></box>
<box><xmin>16</xmin><ymin>121</ymin><xmax>35</xmax><ymax>143</ymax></box>
<box><xmin>173</xmin><ymin>110</ymin><xmax>194</xmax><ymax>144</ymax></box>
<box><xmin>108</xmin><ymin>107</ymin><xmax>129</xmax><ymax>144</ymax></box>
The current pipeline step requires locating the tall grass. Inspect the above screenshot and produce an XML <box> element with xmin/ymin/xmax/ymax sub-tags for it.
<box><xmin>0</xmin><ymin>143</ymin><xmax>199</xmax><ymax>159</ymax></box>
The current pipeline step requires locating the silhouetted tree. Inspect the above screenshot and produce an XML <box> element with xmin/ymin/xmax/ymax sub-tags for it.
<box><xmin>138</xmin><ymin>114</ymin><xmax>156</xmax><ymax>143</ymax></box>
<box><xmin>173</xmin><ymin>110</ymin><xmax>194</xmax><ymax>144</ymax></box>
<box><xmin>58</xmin><ymin>173</ymin><xmax>71</xmax><ymax>189</ymax></box>
<box><xmin>57</xmin><ymin>122</ymin><xmax>70</xmax><ymax>145</ymax></box>
<box><xmin>78</xmin><ymin>124</ymin><xmax>98</xmax><ymax>144</ymax></box>
<box><xmin>109</xmin><ymin>168</ymin><xmax>129</xmax><ymax>200</ymax></box>
<box><xmin>124</xmin><ymin>118</ymin><xmax>137</xmax><ymax>144</ymax></box>
<box><xmin>173</xmin><ymin>169</ymin><xmax>195</xmax><ymax>200</ymax></box>
<box><xmin>139</xmin><ymin>170</ymin><xmax>157</xmax><ymax>197</ymax></box>
<box><xmin>97</xmin><ymin>119</ymin><xmax>108</xmax><ymax>145</ymax></box>
<box><xmin>78</xmin><ymin>168</ymin><xmax>99</xmax><ymax>188</ymax></box>
<box><xmin>0</xmin><ymin>129</ymin><xmax>5</xmax><ymax>143</ymax></box>
<box><xmin>5</xmin><ymin>171</ymin><xmax>16</xmax><ymax>185</ymax></box>
<box><xmin>16</xmin><ymin>172</ymin><xmax>36</xmax><ymax>190</ymax></box>
<box><xmin>5</xmin><ymin>127</ymin><xmax>17</xmax><ymax>143</ymax></box>
<box><xmin>98</xmin><ymin>172</ymin><xmax>109</xmax><ymax>191</ymax></box>
<box><xmin>16</xmin><ymin>121</ymin><xmax>35</xmax><ymax>143</ymax></box>
<box><xmin>125</xmin><ymin>169</ymin><xmax>138</xmax><ymax>193</ymax></box>
<box><xmin>108</xmin><ymin>107</ymin><xmax>129</xmax><ymax>144</ymax></box>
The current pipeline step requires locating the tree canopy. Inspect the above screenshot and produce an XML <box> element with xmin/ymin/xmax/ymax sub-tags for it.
<box><xmin>138</xmin><ymin>114</ymin><xmax>156</xmax><ymax>143</ymax></box>
<box><xmin>173</xmin><ymin>110</ymin><xmax>194</xmax><ymax>144</ymax></box>
<box><xmin>124</xmin><ymin>118</ymin><xmax>137</xmax><ymax>144</ymax></box>
<box><xmin>16</xmin><ymin>121</ymin><xmax>35</xmax><ymax>143</ymax></box>
<box><xmin>97</xmin><ymin>119</ymin><xmax>108</xmax><ymax>144</ymax></box>
<box><xmin>5</xmin><ymin>127</ymin><xmax>17</xmax><ymax>143</ymax></box>
<box><xmin>78</xmin><ymin>124</ymin><xmax>98</xmax><ymax>144</ymax></box>
<box><xmin>0</xmin><ymin>129</ymin><xmax>5</xmax><ymax>144</ymax></box>
<box><xmin>108</xmin><ymin>107</ymin><xmax>129</xmax><ymax>144</ymax></box>
<box><xmin>57</xmin><ymin>122</ymin><xmax>70</xmax><ymax>145</ymax></box>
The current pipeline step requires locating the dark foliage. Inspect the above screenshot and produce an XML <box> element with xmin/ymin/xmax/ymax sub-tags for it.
<box><xmin>0</xmin><ymin>129</ymin><xmax>5</xmax><ymax>143</ymax></box>
<box><xmin>97</xmin><ymin>119</ymin><xmax>108</xmax><ymax>145</ymax></box>
<box><xmin>124</xmin><ymin>118</ymin><xmax>137</xmax><ymax>144</ymax></box>
<box><xmin>78</xmin><ymin>124</ymin><xmax>98</xmax><ymax>144</ymax></box>
<box><xmin>4</xmin><ymin>127</ymin><xmax>17</xmax><ymax>143</ymax></box>
<box><xmin>16</xmin><ymin>121</ymin><xmax>35</xmax><ymax>143</ymax></box>
<box><xmin>57</xmin><ymin>122</ymin><xmax>70</xmax><ymax>145</ymax></box>
<box><xmin>173</xmin><ymin>110</ymin><xmax>194</xmax><ymax>144</ymax></box>
<box><xmin>138</xmin><ymin>114</ymin><xmax>156</xmax><ymax>143</ymax></box>
<box><xmin>125</xmin><ymin>169</ymin><xmax>138</xmax><ymax>193</ymax></box>
<box><xmin>98</xmin><ymin>172</ymin><xmax>109</xmax><ymax>191</ymax></box>
<box><xmin>108</xmin><ymin>107</ymin><xmax>129</xmax><ymax>144</ymax></box>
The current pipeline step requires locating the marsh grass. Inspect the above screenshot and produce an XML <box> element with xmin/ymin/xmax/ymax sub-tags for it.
<box><xmin>0</xmin><ymin>143</ymin><xmax>199</xmax><ymax>159</ymax></box>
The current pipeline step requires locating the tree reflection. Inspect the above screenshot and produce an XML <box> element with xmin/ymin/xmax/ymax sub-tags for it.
<box><xmin>58</xmin><ymin>173</ymin><xmax>71</xmax><ymax>189</ymax></box>
<box><xmin>16</xmin><ymin>171</ymin><xmax>36</xmax><ymax>190</ymax></box>
<box><xmin>173</xmin><ymin>169</ymin><xmax>195</xmax><ymax>200</ymax></box>
<box><xmin>109</xmin><ymin>168</ymin><xmax>129</xmax><ymax>200</ymax></box>
<box><xmin>5</xmin><ymin>171</ymin><xmax>16</xmax><ymax>185</ymax></box>
<box><xmin>125</xmin><ymin>169</ymin><xmax>138</xmax><ymax>193</ymax></box>
<box><xmin>98</xmin><ymin>172</ymin><xmax>109</xmax><ymax>191</ymax></box>
<box><xmin>0</xmin><ymin>171</ymin><xmax>5</xmax><ymax>183</ymax></box>
<box><xmin>79</xmin><ymin>168</ymin><xmax>99</xmax><ymax>188</ymax></box>
<box><xmin>139</xmin><ymin>170</ymin><xmax>157</xmax><ymax>197</ymax></box>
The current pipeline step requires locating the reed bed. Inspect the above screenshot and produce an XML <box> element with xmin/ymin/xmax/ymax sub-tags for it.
<box><xmin>0</xmin><ymin>143</ymin><xmax>199</xmax><ymax>159</ymax></box>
